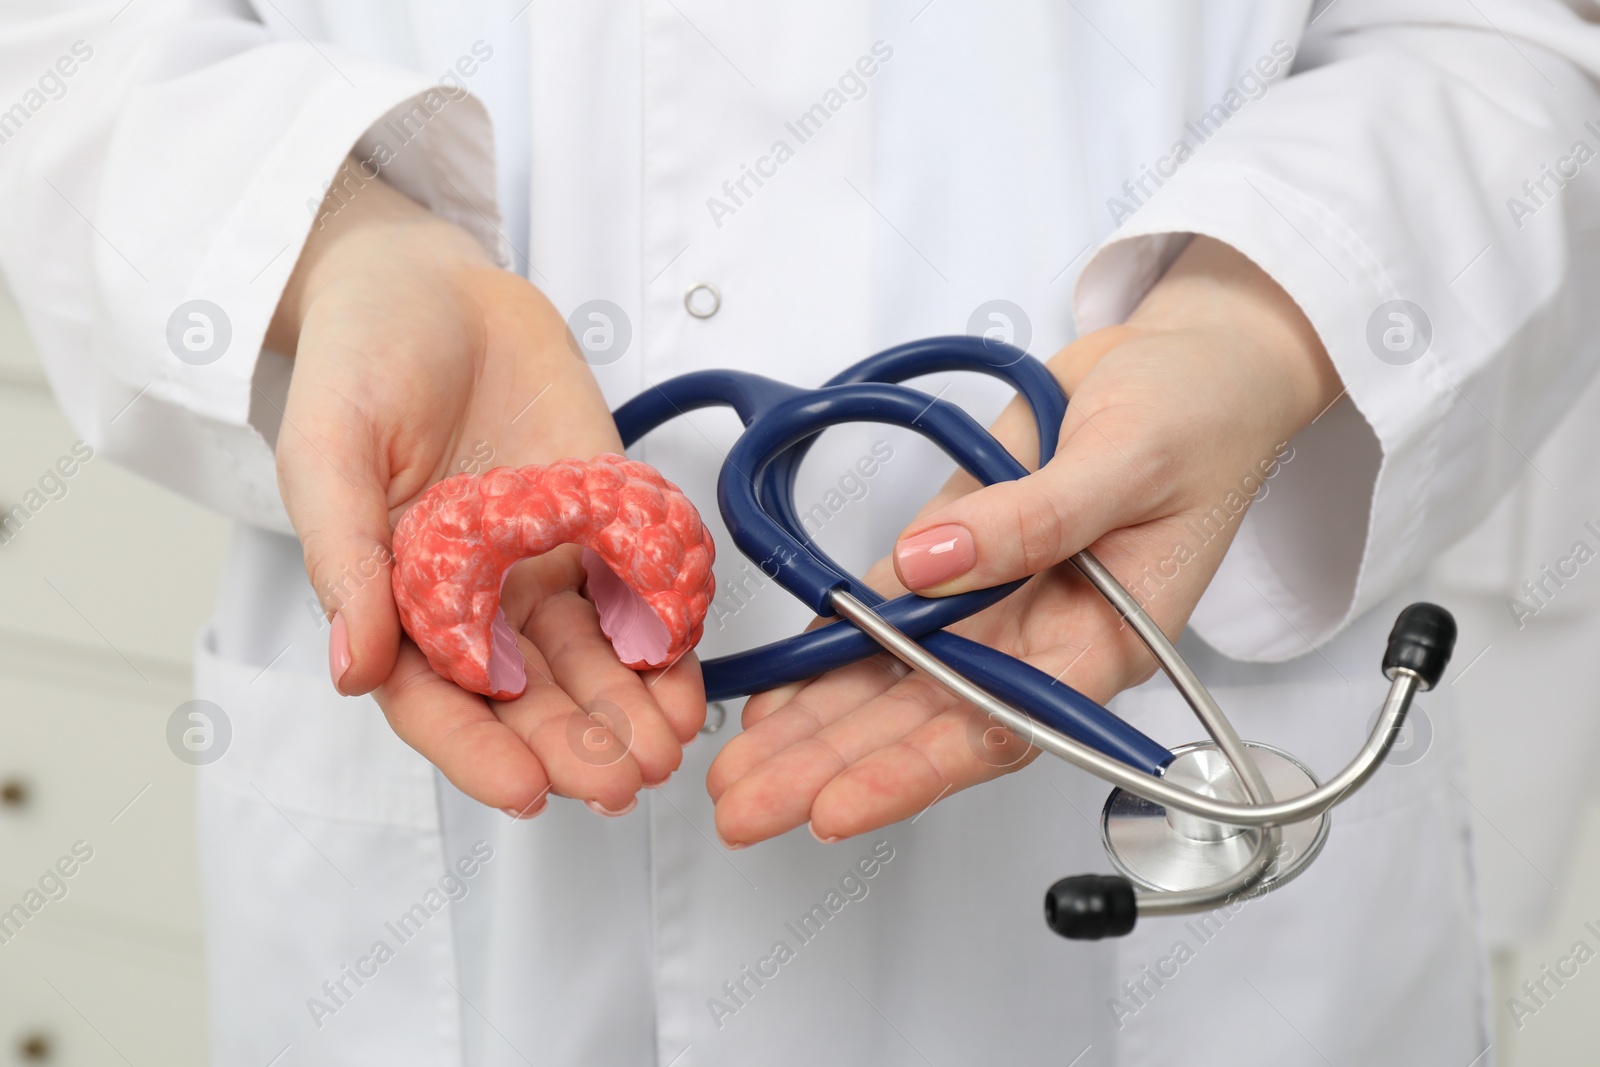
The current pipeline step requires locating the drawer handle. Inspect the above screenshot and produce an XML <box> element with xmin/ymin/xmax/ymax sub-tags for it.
<box><xmin>1</xmin><ymin>777</ymin><xmax>30</xmax><ymax>810</ymax></box>
<box><xmin>18</xmin><ymin>1031</ymin><xmax>53</xmax><ymax>1061</ymax></box>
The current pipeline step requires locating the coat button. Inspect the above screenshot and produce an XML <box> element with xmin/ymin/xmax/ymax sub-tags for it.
<box><xmin>701</xmin><ymin>701</ymin><xmax>727</xmax><ymax>735</ymax></box>
<box><xmin>684</xmin><ymin>283</ymin><xmax>721</xmax><ymax>319</ymax></box>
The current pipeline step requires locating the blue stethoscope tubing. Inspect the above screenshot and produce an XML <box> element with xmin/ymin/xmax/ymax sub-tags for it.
<box><xmin>611</xmin><ymin>336</ymin><xmax>1175</xmax><ymax>776</ymax></box>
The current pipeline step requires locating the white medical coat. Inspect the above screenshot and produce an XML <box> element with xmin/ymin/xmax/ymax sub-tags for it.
<box><xmin>5</xmin><ymin>1</ymin><xmax>1600</xmax><ymax>1064</ymax></box>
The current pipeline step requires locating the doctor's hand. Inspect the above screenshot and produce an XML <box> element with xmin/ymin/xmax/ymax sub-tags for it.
<box><xmin>707</xmin><ymin>236</ymin><xmax>1342</xmax><ymax>846</ymax></box>
<box><xmin>268</xmin><ymin>162</ymin><xmax>704</xmax><ymax>819</ymax></box>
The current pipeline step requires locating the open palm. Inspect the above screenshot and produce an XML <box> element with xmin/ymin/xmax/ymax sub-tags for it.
<box><xmin>274</xmin><ymin>178</ymin><xmax>703</xmax><ymax>819</ymax></box>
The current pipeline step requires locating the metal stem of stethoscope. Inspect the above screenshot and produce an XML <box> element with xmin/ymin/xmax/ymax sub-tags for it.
<box><xmin>829</xmin><ymin>552</ymin><xmax>1435</xmax><ymax>925</ymax></box>
<box><xmin>1062</xmin><ymin>552</ymin><xmax>1283</xmax><ymax>916</ymax></box>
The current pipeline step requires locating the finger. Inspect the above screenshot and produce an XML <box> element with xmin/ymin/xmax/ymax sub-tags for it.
<box><xmin>490</xmin><ymin>550</ymin><xmax>685</xmax><ymax>801</ymax></box>
<box><xmin>715</xmin><ymin>561</ymin><xmax>909</xmax><ymax>797</ymax></box>
<box><xmin>916</xmin><ymin>324</ymin><xmax>1141</xmax><ymax>511</ymax></box>
<box><xmin>484</xmin><ymin>636</ymin><xmax>643</xmax><ymax>813</ymax></box>
<box><xmin>718</xmin><ymin>610</ymin><xmax>1125</xmax><ymax>843</ymax></box>
<box><xmin>706</xmin><ymin>653</ymin><xmax>907</xmax><ymax>802</ymax></box>
<box><xmin>741</xmin><ymin>680</ymin><xmax>808</xmax><ymax>727</ymax></box>
<box><xmin>738</xmin><ymin>614</ymin><xmax>878</xmax><ymax>730</ymax></box>
<box><xmin>891</xmin><ymin>417</ymin><xmax>1163</xmax><ymax>596</ymax></box>
<box><xmin>374</xmin><ymin>640</ymin><xmax>551</xmax><ymax>814</ymax></box>
<box><xmin>640</xmin><ymin>653</ymin><xmax>707</xmax><ymax>746</ymax></box>
<box><xmin>712</xmin><ymin>671</ymin><xmax>949</xmax><ymax>845</ymax></box>
<box><xmin>796</xmin><ymin>588</ymin><xmax>1148</xmax><ymax>841</ymax></box>
<box><xmin>891</xmin><ymin>324</ymin><xmax>1154</xmax><ymax>596</ymax></box>
<box><xmin>523</xmin><ymin>585</ymin><xmax>690</xmax><ymax>794</ymax></box>
<box><xmin>807</xmin><ymin>706</ymin><xmax>1045</xmax><ymax>841</ymax></box>
<box><xmin>277</xmin><ymin>386</ymin><xmax>401</xmax><ymax>698</ymax></box>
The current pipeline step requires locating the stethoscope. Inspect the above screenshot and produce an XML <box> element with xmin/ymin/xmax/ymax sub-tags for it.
<box><xmin>611</xmin><ymin>336</ymin><xmax>1457</xmax><ymax>940</ymax></box>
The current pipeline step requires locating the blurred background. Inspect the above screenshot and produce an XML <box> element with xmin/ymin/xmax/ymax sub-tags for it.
<box><xmin>0</xmin><ymin>281</ymin><xmax>223</xmax><ymax>1065</ymax></box>
<box><xmin>0</xmin><ymin>277</ymin><xmax>1596</xmax><ymax>1064</ymax></box>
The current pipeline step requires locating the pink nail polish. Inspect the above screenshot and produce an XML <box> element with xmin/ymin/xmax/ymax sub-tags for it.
<box><xmin>329</xmin><ymin>612</ymin><xmax>352</xmax><ymax>690</ymax></box>
<box><xmin>895</xmin><ymin>524</ymin><xmax>976</xmax><ymax>589</ymax></box>
<box><xmin>585</xmin><ymin>797</ymin><xmax>638</xmax><ymax>818</ymax></box>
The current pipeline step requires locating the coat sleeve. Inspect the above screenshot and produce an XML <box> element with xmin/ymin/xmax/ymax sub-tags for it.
<box><xmin>1073</xmin><ymin>0</ymin><xmax>1600</xmax><ymax>662</ymax></box>
<box><xmin>0</xmin><ymin>0</ymin><xmax>504</xmax><ymax>534</ymax></box>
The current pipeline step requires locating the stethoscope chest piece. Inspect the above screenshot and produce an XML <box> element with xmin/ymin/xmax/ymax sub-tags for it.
<box><xmin>1101</xmin><ymin>741</ymin><xmax>1330</xmax><ymax>896</ymax></box>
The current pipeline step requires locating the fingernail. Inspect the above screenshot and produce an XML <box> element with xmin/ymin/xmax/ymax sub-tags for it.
<box><xmin>809</xmin><ymin>824</ymin><xmax>840</xmax><ymax>844</ymax></box>
<box><xmin>585</xmin><ymin>797</ymin><xmax>638</xmax><ymax>818</ymax></box>
<box><xmin>501</xmin><ymin>797</ymin><xmax>546</xmax><ymax>820</ymax></box>
<box><xmin>329</xmin><ymin>612</ymin><xmax>352</xmax><ymax>690</ymax></box>
<box><xmin>716</xmin><ymin>830</ymin><xmax>748</xmax><ymax>851</ymax></box>
<box><xmin>895</xmin><ymin>524</ymin><xmax>976</xmax><ymax>589</ymax></box>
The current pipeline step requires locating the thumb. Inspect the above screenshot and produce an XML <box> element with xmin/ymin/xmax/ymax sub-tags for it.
<box><xmin>276</xmin><ymin>415</ymin><xmax>402</xmax><ymax>696</ymax></box>
<box><xmin>892</xmin><ymin>429</ymin><xmax>1146</xmax><ymax>596</ymax></box>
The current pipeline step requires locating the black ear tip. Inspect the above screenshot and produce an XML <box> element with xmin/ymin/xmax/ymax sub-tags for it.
<box><xmin>1045</xmin><ymin>875</ymin><xmax>1138</xmax><ymax>940</ymax></box>
<box><xmin>1383</xmin><ymin>602</ymin><xmax>1457</xmax><ymax>690</ymax></box>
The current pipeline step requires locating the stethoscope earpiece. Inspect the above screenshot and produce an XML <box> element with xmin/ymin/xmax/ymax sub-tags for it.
<box><xmin>1045</xmin><ymin>874</ymin><xmax>1137</xmax><ymax>941</ymax></box>
<box><xmin>1383</xmin><ymin>602</ymin><xmax>1458</xmax><ymax>690</ymax></box>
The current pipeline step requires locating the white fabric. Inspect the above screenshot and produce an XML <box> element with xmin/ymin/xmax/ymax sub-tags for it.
<box><xmin>1434</xmin><ymin>365</ymin><xmax>1600</xmax><ymax>948</ymax></box>
<box><xmin>5</xmin><ymin>0</ymin><xmax>1600</xmax><ymax>1063</ymax></box>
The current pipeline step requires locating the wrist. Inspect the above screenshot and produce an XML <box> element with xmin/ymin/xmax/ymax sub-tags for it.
<box><xmin>1127</xmin><ymin>235</ymin><xmax>1341</xmax><ymax>427</ymax></box>
<box><xmin>266</xmin><ymin>157</ymin><xmax>491</xmax><ymax>353</ymax></box>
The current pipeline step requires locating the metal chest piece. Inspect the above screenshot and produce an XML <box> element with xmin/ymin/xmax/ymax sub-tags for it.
<box><xmin>1101</xmin><ymin>741</ymin><xmax>1330</xmax><ymax>895</ymax></box>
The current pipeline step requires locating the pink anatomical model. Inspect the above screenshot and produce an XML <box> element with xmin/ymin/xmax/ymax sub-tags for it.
<box><xmin>391</xmin><ymin>455</ymin><xmax>716</xmax><ymax>700</ymax></box>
